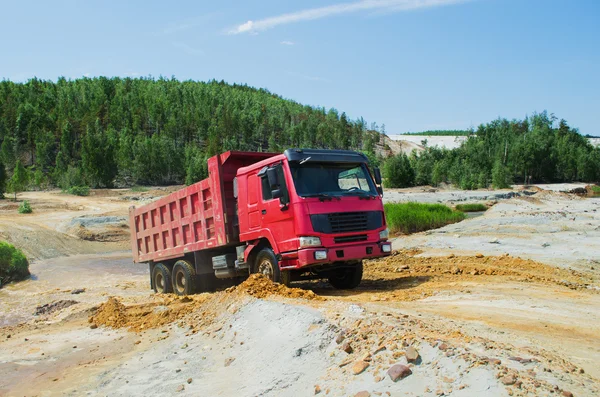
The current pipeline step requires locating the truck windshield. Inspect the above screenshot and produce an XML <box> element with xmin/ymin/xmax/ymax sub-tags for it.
<box><xmin>290</xmin><ymin>162</ymin><xmax>378</xmax><ymax>197</ymax></box>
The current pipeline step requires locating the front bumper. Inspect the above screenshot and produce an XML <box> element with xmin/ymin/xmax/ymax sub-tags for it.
<box><xmin>280</xmin><ymin>241</ymin><xmax>392</xmax><ymax>269</ymax></box>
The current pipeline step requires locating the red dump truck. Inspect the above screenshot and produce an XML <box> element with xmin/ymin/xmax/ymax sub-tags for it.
<box><xmin>129</xmin><ymin>149</ymin><xmax>392</xmax><ymax>295</ymax></box>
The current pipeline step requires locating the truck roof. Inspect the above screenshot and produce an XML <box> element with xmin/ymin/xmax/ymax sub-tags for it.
<box><xmin>284</xmin><ymin>148</ymin><xmax>369</xmax><ymax>164</ymax></box>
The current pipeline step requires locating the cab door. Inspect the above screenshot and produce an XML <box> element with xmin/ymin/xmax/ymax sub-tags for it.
<box><xmin>258</xmin><ymin>163</ymin><xmax>296</xmax><ymax>253</ymax></box>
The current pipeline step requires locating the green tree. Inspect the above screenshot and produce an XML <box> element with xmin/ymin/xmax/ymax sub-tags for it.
<box><xmin>492</xmin><ymin>160</ymin><xmax>511</xmax><ymax>189</ymax></box>
<box><xmin>7</xmin><ymin>160</ymin><xmax>28</xmax><ymax>201</ymax></box>
<box><xmin>0</xmin><ymin>160</ymin><xmax>6</xmax><ymax>198</ymax></box>
<box><xmin>383</xmin><ymin>154</ymin><xmax>415</xmax><ymax>188</ymax></box>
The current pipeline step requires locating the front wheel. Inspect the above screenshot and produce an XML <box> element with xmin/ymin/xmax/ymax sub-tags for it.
<box><xmin>253</xmin><ymin>248</ymin><xmax>290</xmax><ymax>287</ymax></box>
<box><xmin>328</xmin><ymin>262</ymin><xmax>363</xmax><ymax>290</ymax></box>
<box><xmin>172</xmin><ymin>260</ymin><xmax>197</xmax><ymax>296</ymax></box>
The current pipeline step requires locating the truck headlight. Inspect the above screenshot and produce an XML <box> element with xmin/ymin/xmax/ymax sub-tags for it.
<box><xmin>382</xmin><ymin>243</ymin><xmax>392</xmax><ymax>253</ymax></box>
<box><xmin>299</xmin><ymin>236</ymin><xmax>322</xmax><ymax>248</ymax></box>
<box><xmin>379</xmin><ymin>228</ymin><xmax>389</xmax><ymax>240</ymax></box>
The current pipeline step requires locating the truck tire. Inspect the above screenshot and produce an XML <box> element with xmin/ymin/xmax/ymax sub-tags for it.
<box><xmin>328</xmin><ymin>262</ymin><xmax>363</xmax><ymax>290</ymax></box>
<box><xmin>153</xmin><ymin>263</ymin><xmax>173</xmax><ymax>294</ymax></box>
<box><xmin>172</xmin><ymin>260</ymin><xmax>196</xmax><ymax>296</ymax></box>
<box><xmin>253</xmin><ymin>248</ymin><xmax>290</xmax><ymax>287</ymax></box>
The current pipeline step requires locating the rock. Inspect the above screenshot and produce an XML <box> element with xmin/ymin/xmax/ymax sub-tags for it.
<box><xmin>354</xmin><ymin>392</ymin><xmax>370</xmax><ymax>397</ymax></box>
<box><xmin>508</xmin><ymin>356</ymin><xmax>533</xmax><ymax>364</ymax></box>
<box><xmin>335</xmin><ymin>331</ymin><xmax>345</xmax><ymax>344</ymax></box>
<box><xmin>387</xmin><ymin>364</ymin><xmax>412</xmax><ymax>381</ymax></box>
<box><xmin>489</xmin><ymin>238</ymin><xmax>500</xmax><ymax>244</ymax></box>
<box><xmin>90</xmin><ymin>324</ymin><xmax>98</xmax><ymax>329</ymax></box>
<box><xmin>501</xmin><ymin>375</ymin><xmax>516</xmax><ymax>385</ymax></box>
<box><xmin>224</xmin><ymin>357</ymin><xmax>235</xmax><ymax>367</ymax></box>
<box><xmin>447</xmin><ymin>254</ymin><xmax>455</xmax><ymax>259</ymax></box>
<box><xmin>352</xmin><ymin>361</ymin><xmax>370</xmax><ymax>375</ymax></box>
<box><xmin>6</xmin><ymin>335</ymin><xmax>10</xmax><ymax>339</ymax></box>
<box><xmin>561</xmin><ymin>391</ymin><xmax>573</xmax><ymax>397</ymax></box>
<box><xmin>176</xmin><ymin>385</ymin><xmax>185</xmax><ymax>392</ymax></box>
<box><xmin>187</xmin><ymin>378</ymin><xmax>193</xmax><ymax>384</ymax></box>
<box><xmin>314</xmin><ymin>385</ymin><xmax>321</xmax><ymax>394</ymax></box>
<box><xmin>71</xmin><ymin>288</ymin><xmax>86</xmax><ymax>294</ymax></box>
<box><xmin>542</xmin><ymin>242</ymin><xmax>550</xmax><ymax>248</ymax></box>
<box><xmin>374</xmin><ymin>375</ymin><xmax>382</xmax><ymax>382</ymax></box>
<box><xmin>175</xmin><ymin>369</ymin><xmax>181</xmax><ymax>373</ymax></box>
<box><xmin>475</xmin><ymin>253</ymin><xmax>484</xmax><ymax>258</ymax></box>
<box><xmin>341</xmin><ymin>341</ymin><xmax>353</xmax><ymax>354</ymax></box>
<box><xmin>438</xmin><ymin>343</ymin><xmax>449</xmax><ymax>351</ymax></box>
<box><xmin>450</xmin><ymin>266</ymin><xmax>460</xmax><ymax>275</ymax></box>
<box><xmin>405</xmin><ymin>346</ymin><xmax>420</xmax><ymax>363</ymax></box>
<box><xmin>34</xmin><ymin>300</ymin><xmax>78</xmax><ymax>316</ymax></box>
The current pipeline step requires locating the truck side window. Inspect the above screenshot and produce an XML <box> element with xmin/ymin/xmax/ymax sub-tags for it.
<box><xmin>261</xmin><ymin>176</ymin><xmax>273</xmax><ymax>201</ymax></box>
<box><xmin>260</xmin><ymin>164</ymin><xmax>289</xmax><ymax>204</ymax></box>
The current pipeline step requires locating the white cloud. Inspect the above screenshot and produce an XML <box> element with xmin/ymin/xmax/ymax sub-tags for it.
<box><xmin>172</xmin><ymin>42</ymin><xmax>204</xmax><ymax>56</ymax></box>
<box><xmin>228</xmin><ymin>0</ymin><xmax>472</xmax><ymax>35</ymax></box>
<box><xmin>280</xmin><ymin>40</ymin><xmax>295</xmax><ymax>46</ymax></box>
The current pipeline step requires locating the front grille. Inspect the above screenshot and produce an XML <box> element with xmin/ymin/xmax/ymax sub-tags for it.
<box><xmin>328</xmin><ymin>212</ymin><xmax>368</xmax><ymax>233</ymax></box>
<box><xmin>311</xmin><ymin>211</ymin><xmax>383</xmax><ymax>234</ymax></box>
<box><xmin>334</xmin><ymin>234</ymin><xmax>368</xmax><ymax>244</ymax></box>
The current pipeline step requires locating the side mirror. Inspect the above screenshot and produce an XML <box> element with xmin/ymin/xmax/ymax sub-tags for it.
<box><xmin>272</xmin><ymin>189</ymin><xmax>283</xmax><ymax>199</ymax></box>
<box><xmin>267</xmin><ymin>167</ymin><xmax>279</xmax><ymax>189</ymax></box>
<box><xmin>374</xmin><ymin>168</ymin><xmax>382</xmax><ymax>185</ymax></box>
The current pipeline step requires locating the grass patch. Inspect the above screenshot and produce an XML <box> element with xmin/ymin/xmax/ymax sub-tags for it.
<box><xmin>455</xmin><ymin>203</ymin><xmax>487</xmax><ymax>212</ymax></box>
<box><xmin>590</xmin><ymin>185</ymin><xmax>600</xmax><ymax>196</ymax></box>
<box><xmin>0</xmin><ymin>241</ymin><xmax>30</xmax><ymax>286</ymax></box>
<box><xmin>384</xmin><ymin>202</ymin><xmax>466</xmax><ymax>235</ymax></box>
<box><xmin>67</xmin><ymin>186</ymin><xmax>90</xmax><ymax>196</ymax></box>
<box><xmin>18</xmin><ymin>200</ymin><xmax>32</xmax><ymax>214</ymax></box>
<box><xmin>130</xmin><ymin>186</ymin><xmax>149</xmax><ymax>192</ymax></box>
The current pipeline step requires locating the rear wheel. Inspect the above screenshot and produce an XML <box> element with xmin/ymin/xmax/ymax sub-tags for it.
<box><xmin>152</xmin><ymin>263</ymin><xmax>173</xmax><ymax>294</ymax></box>
<box><xmin>253</xmin><ymin>248</ymin><xmax>290</xmax><ymax>287</ymax></box>
<box><xmin>328</xmin><ymin>262</ymin><xmax>363</xmax><ymax>290</ymax></box>
<box><xmin>172</xmin><ymin>260</ymin><xmax>196</xmax><ymax>296</ymax></box>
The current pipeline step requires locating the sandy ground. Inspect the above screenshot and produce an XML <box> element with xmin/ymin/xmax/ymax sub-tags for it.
<box><xmin>0</xmin><ymin>186</ymin><xmax>599</xmax><ymax>396</ymax></box>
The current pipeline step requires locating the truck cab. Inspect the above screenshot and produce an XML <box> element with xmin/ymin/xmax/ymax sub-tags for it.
<box><xmin>235</xmin><ymin>149</ymin><xmax>391</xmax><ymax>288</ymax></box>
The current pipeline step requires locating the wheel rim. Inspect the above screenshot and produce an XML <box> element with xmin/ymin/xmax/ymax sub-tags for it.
<box><xmin>155</xmin><ymin>273</ymin><xmax>164</xmax><ymax>291</ymax></box>
<box><xmin>258</xmin><ymin>259</ymin><xmax>274</xmax><ymax>280</ymax></box>
<box><xmin>175</xmin><ymin>270</ymin><xmax>186</xmax><ymax>293</ymax></box>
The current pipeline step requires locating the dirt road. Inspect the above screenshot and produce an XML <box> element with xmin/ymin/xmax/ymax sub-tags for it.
<box><xmin>0</xmin><ymin>188</ymin><xmax>598</xmax><ymax>396</ymax></box>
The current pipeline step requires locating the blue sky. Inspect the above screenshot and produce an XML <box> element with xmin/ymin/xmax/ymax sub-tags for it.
<box><xmin>1</xmin><ymin>0</ymin><xmax>599</xmax><ymax>134</ymax></box>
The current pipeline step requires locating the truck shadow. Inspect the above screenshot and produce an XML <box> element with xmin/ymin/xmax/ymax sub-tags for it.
<box><xmin>294</xmin><ymin>275</ymin><xmax>432</xmax><ymax>298</ymax></box>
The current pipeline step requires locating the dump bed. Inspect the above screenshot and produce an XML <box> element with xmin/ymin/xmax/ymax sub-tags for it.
<box><xmin>129</xmin><ymin>151</ymin><xmax>277</xmax><ymax>263</ymax></box>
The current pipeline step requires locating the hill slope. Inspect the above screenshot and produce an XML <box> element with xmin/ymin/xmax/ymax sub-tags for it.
<box><xmin>0</xmin><ymin>77</ymin><xmax>376</xmax><ymax>187</ymax></box>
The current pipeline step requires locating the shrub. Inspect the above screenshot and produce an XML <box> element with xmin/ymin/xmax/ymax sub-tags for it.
<box><xmin>58</xmin><ymin>166</ymin><xmax>85</xmax><ymax>191</ymax></box>
<box><xmin>383</xmin><ymin>154</ymin><xmax>415</xmax><ymax>188</ymax></box>
<box><xmin>67</xmin><ymin>186</ymin><xmax>90</xmax><ymax>196</ymax></box>
<box><xmin>384</xmin><ymin>202</ymin><xmax>466</xmax><ymax>234</ymax></box>
<box><xmin>455</xmin><ymin>203</ymin><xmax>488</xmax><ymax>212</ymax></box>
<box><xmin>18</xmin><ymin>200</ymin><xmax>32</xmax><ymax>214</ymax></box>
<box><xmin>0</xmin><ymin>241</ymin><xmax>30</xmax><ymax>286</ymax></box>
<box><xmin>130</xmin><ymin>186</ymin><xmax>149</xmax><ymax>192</ymax></box>
<box><xmin>590</xmin><ymin>185</ymin><xmax>600</xmax><ymax>196</ymax></box>
<box><xmin>492</xmin><ymin>161</ymin><xmax>511</xmax><ymax>189</ymax></box>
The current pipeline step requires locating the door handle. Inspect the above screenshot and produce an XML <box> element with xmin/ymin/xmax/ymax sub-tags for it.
<box><xmin>261</xmin><ymin>209</ymin><xmax>267</xmax><ymax>215</ymax></box>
